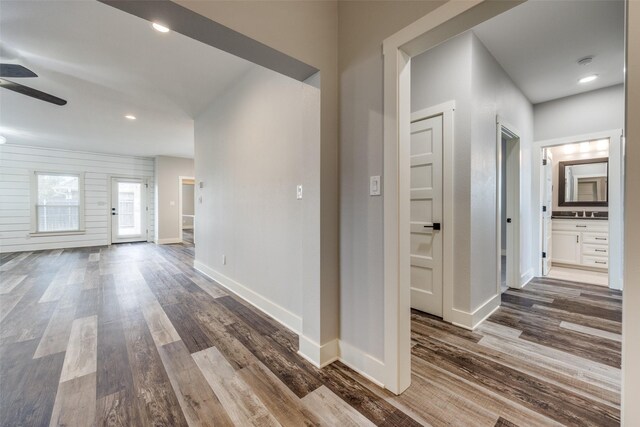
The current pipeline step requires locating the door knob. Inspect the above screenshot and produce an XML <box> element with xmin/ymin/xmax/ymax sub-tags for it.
<box><xmin>507</xmin><ymin>218</ymin><xmax>512</xmax><ymax>223</ymax></box>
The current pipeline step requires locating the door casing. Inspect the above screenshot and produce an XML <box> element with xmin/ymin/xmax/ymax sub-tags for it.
<box><xmin>108</xmin><ymin>176</ymin><xmax>149</xmax><ymax>244</ymax></box>
<box><xmin>496</xmin><ymin>118</ymin><xmax>521</xmax><ymax>291</ymax></box>
<box><xmin>532</xmin><ymin>129</ymin><xmax>624</xmax><ymax>290</ymax></box>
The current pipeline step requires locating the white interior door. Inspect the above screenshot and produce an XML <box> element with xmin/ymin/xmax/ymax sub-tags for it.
<box><xmin>542</xmin><ymin>149</ymin><xmax>553</xmax><ymax>275</ymax></box>
<box><xmin>111</xmin><ymin>178</ymin><xmax>147</xmax><ymax>243</ymax></box>
<box><xmin>409</xmin><ymin>115</ymin><xmax>443</xmax><ymax>317</ymax></box>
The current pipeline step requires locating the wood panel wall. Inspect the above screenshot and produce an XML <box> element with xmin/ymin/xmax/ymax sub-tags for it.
<box><xmin>0</xmin><ymin>144</ymin><xmax>155</xmax><ymax>252</ymax></box>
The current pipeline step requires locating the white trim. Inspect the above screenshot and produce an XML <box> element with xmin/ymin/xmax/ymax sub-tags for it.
<box><xmin>532</xmin><ymin>129</ymin><xmax>624</xmax><ymax>290</ymax></box>
<box><xmin>497</xmin><ymin>117</ymin><xmax>522</xmax><ymax>290</ymax></box>
<box><xmin>194</xmin><ymin>260</ymin><xmax>303</xmax><ymax>334</ymax></box>
<box><xmin>451</xmin><ymin>294</ymin><xmax>501</xmax><ymax>330</ymax></box>
<box><xmin>298</xmin><ymin>337</ymin><xmax>339</xmax><ymax>368</ymax></box>
<box><xmin>410</xmin><ymin>101</ymin><xmax>456</xmax><ymax>123</ymax></box>
<box><xmin>109</xmin><ymin>176</ymin><xmax>149</xmax><ymax>244</ymax></box>
<box><xmin>155</xmin><ymin>238</ymin><xmax>182</xmax><ymax>245</ymax></box>
<box><xmin>382</xmin><ymin>0</ymin><xmax>522</xmax><ymax>394</ymax></box>
<box><xmin>178</xmin><ymin>176</ymin><xmax>195</xmax><ymax>244</ymax></box>
<box><xmin>30</xmin><ymin>170</ymin><xmax>85</xmax><ymax>235</ymax></box>
<box><xmin>520</xmin><ymin>268</ymin><xmax>534</xmax><ymax>288</ymax></box>
<box><xmin>337</xmin><ymin>340</ymin><xmax>386</xmax><ymax>388</ymax></box>
<box><xmin>108</xmin><ymin>175</ymin><xmax>150</xmax><ymax>244</ymax></box>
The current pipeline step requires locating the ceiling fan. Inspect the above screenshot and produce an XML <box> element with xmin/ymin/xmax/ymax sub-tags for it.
<box><xmin>0</xmin><ymin>63</ymin><xmax>67</xmax><ymax>106</ymax></box>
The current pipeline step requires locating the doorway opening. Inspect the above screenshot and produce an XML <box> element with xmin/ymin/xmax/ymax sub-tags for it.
<box><xmin>497</xmin><ymin>121</ymin><xmax>521</xmax><ymax>293</ymax></box>
<box><xmin>179</xmin><ymin>176</ymin><xmax>195</xmax><ymax>245</ymax></box>
<box><xmin>534</xmin><ymin>130</ymin><xmax>624</xmax><ymax>290</ymax></box>
<box><xmin>384</xmin><ymin>0</ymin><xmax>625</xmax><ymax>401</ymax></box>
<box><xmin>110</xmin><ymin>177</ymin><xmax>148</xmax><ymax>244</ymax></box>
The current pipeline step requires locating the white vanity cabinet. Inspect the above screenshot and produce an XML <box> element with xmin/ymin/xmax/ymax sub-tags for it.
<box><xmin>551</xmin><ymin>219</ymin><xmax>608</xmax><ymax>270</ymax></box>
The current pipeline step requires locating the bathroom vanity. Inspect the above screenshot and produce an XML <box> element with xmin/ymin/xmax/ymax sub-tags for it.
<box><xmin>551</xmin><ymin>218</ymin><xmax>608</xmax><ymax>270</ymax></box>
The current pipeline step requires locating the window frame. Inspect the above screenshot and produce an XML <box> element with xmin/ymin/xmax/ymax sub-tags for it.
<box><xmin>30</xmin><ymin>170</ymin><xmax>86</xmax><ymax>236</ymax></box>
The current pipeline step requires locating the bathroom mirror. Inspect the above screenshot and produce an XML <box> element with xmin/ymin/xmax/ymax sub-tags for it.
<box><xmin>558</xmin><ymin>157</ymin><xmax>608</xmax><ymax>206</ymax></box>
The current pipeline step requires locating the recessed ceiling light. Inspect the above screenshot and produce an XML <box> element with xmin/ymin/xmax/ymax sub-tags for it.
<box><xmin>0</xmin><ymin>135</ymin><xmax>6</xmax><ymax>144</ymax></box>
<box><xmin>578</xmin><ymin>74</ymin><xmax>598</xmax><ymax>84</ymax></box>
<box><xmin>125</xmin><ymin>115</ymin><xmax>136</xmax><ymax>120</ymax></box>
<box><xmin>152</xmin><ymin>23</ymin><xmax>170</xmax><ymax>33</ymax></box>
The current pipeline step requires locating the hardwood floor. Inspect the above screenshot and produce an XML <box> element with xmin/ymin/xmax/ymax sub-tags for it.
<box><xmin>0</xmin><ymin>242</ymin><xmax>621</xmax><ymax>426</ymax></box>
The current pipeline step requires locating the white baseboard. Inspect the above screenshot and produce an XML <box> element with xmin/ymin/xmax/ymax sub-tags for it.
<box><xmin>194</xmin><ymin>260</ymin><xmax>302</xmax><ymax>333</ymax></box>
<box><xmin>193</xmin><ymin>261</ymin><xmax>385</xmax><ymax>389</ymax></box>
<box><xmin>337</xmin><ymin>340</ymin><xmax>386</xmax><ymax>388</ymax></box>
<box><xmin>520</xmin><ymin>268</ymin><xmax>534</xmax><ymax>288</ymax></box>
<box><xmin>155</xmin><ymin>237</ymin><xmax>182</xmax><ymax>245</ymax></box>
<box><xmin>451</xmin><ymin>293</ymin><xmax>501</xmax><ymax>330</ymax></box>
<box><xmin>298</xmin><ymin>336</ymin><xmax>339</xmax><ymax>368</ymax></box>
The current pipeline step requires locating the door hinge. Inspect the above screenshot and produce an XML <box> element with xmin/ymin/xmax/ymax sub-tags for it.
<box><xmin>145</xmin><ymin>183</ymin><xmax>149</xmax><ymax>188</ymax></box>
<box><xmin>542</xmin><ymin>159</ymin><xmax>548</xmax><ymax>166</ymax></box>
<box><xmin>542</xmin><ymin>205</ymin><xmax>547</xmax><ymax>212</ymax></box>
<box><xmin>542</xmin><ymin>252</ymin><xmax>547</xmax><ymax>258</ymax></box>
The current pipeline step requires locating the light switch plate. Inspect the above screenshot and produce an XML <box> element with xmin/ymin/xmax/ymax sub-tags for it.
<box><xmin>297</xmin><ymin>185</ymin><xmax>303</xmax><ymax>200</ymax></box>
<box><xmin>370</xmin><ymin>176</ymin><xmax>381</xmax><ymax>196</ymax></box>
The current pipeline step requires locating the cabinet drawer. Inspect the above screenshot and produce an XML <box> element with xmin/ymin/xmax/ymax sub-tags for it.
<box><xmin>582</xmin><ymin>255</ymin><xmax>608</xmax><ymax>269</ymax></box>
<box><xmin>583</xmin><ymin>244</ymin><xmax>608</xmax><ymax>256</ymax></box>
<box><xmin>552</xmin><ymin>220</ymin><xmax>608</xmax><ymax>232</ymax></box>
<box><xmin>583</xmin><ymin>232</ymin><xmax>609</xmax><ymax>245</ymax></box>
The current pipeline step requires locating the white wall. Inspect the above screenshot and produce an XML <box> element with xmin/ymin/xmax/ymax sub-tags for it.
<box><xmin>338</xmin><ymin>0</ymin><xmax>446</xmax><ymax>363</ymax></box>
<box><xmin>469</xmin><ymin>33</ymin><xmax>535</xmax><ymax>303</ymax></box>
<box><xmin>411</xmin><ymin>32</ymin><xmax>474</xmax><ymax>311</ymax></box>
<box><xmin>194</xmin><ymin>66</ymin><xmax>320</xmax><ymax>336</ymax></box>
<box><xmin>177</xmin><ymin>1</ymin><xmax>340</xmax><ymax>353</ymax></box>
<box><xmin>0</xmin><ymin>144</ymin><xmax>154</xmax><ymax>252</ymax></box>
<box><xmin>154</xmin><ymin>156</ymin><xmax>194</xmax><ymax>243</ymax></box>
<box><xmin>410</xmin><ymin>31</ymin><xmax>534</xmax><ymax>313</ymax></box>
<box><xmin>534</xmin><ymin>84</ymin><xmax>624</xmax><ymax>141</ymax></box>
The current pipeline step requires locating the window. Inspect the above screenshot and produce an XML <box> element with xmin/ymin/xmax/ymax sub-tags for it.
<box><xmin>32</xmin><ymin>172</ymin><xmax>84</xmax><ymax>233</ymax></box>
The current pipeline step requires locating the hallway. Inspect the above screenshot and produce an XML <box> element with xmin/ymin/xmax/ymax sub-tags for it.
<box><xmin>0</xmin><ymin>242</ymin><xmax>620</xmax><ymax>426</ymax></box>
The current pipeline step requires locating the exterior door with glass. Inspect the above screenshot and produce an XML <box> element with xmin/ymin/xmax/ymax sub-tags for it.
<box><xmin>111</xmin><ymin>178</ymin><xmax>147</xmax><ymax>243</ymax></box>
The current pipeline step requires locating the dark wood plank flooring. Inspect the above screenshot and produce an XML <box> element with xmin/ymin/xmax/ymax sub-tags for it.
<box><xmin>0</xmin><ymin>242</ymin><xmax>621</xmax><ymax>426</ymax></box>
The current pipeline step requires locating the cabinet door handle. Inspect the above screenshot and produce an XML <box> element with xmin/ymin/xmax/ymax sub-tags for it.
<box><xmin>576</xmin><ymin>235</ymin><xmax>579</xmax><ymax>243</ymax></box>
<box><xmin>595</xmin><ymin>249</ymin><xmax>606</xmax><ymax>252</ymax></box>
<box><xmin>576</xmin><ymin>225</ymin><xmax>587</xmax><ymax>228</ymax></box>
<box><xmin>595</xmin><ymin>261</ymin><xmax>607</xmax><ymax>265</ymax></box>
<box><xmin>595</xmin><ymin>237</ymin><xmax>607</xmax><ymax>240</ymax></box>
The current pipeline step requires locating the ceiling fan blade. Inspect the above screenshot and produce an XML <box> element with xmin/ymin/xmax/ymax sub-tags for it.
<box><xmin>0</xmin><ymin>64</ymin><xmax>38</xmax><ymax>78</ymax></box>
<box><xmin>0</xmin><ymin>78</ymin><xmax>67</xmax><ymax>106</ymax></box>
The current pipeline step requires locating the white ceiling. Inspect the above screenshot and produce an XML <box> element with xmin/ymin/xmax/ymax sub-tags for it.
<box><xmin>473</xmin><ymin>0</ymin><xmax>625</xmax><ymax>104</ymax></box>
<box><xmin>0</xmin><ymin>0</ymin><xmax>256</xmax><ymax>158</ymax></box>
